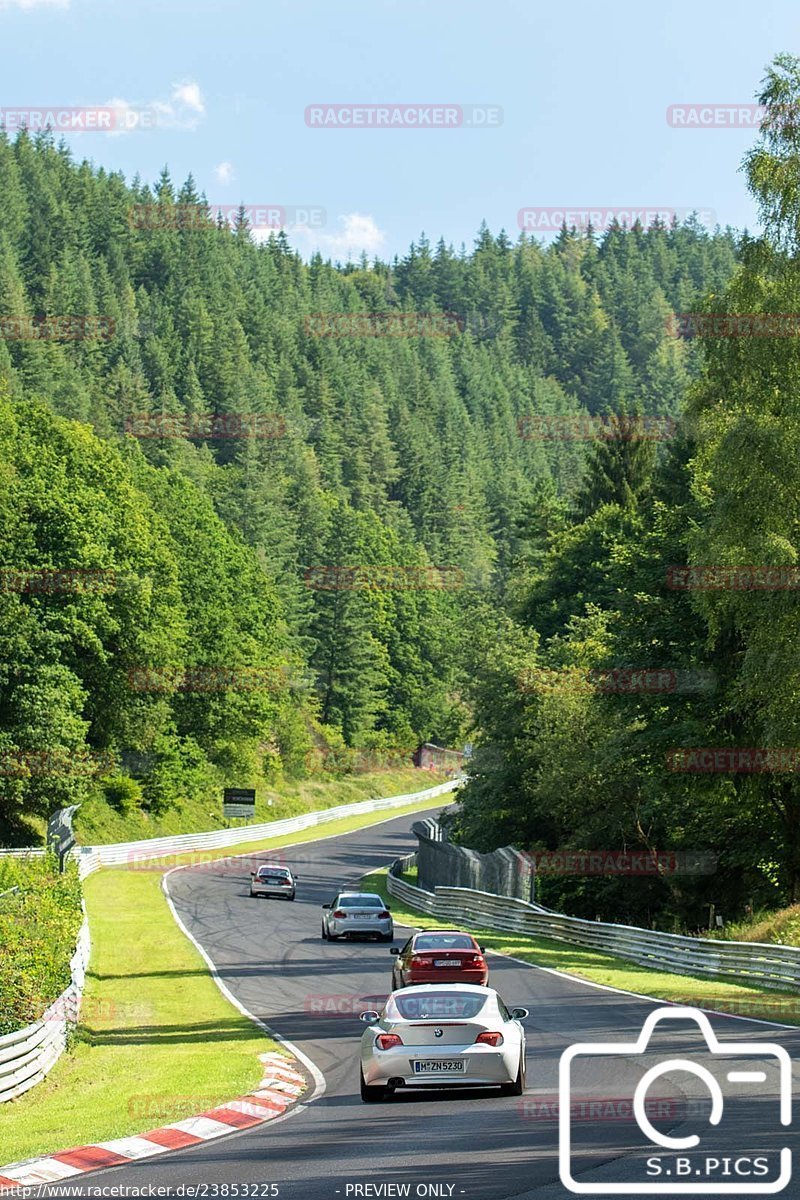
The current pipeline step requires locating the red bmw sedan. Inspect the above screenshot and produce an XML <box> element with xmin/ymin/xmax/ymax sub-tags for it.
<box><xmin>390</xmin><ymin>930</ymin><xmax>489</xmax><ymax>988</ymax></box>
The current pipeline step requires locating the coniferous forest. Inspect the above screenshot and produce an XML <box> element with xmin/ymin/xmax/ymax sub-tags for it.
<box><xmin>4</xmin><ymin>54</ymin><xmax>800</xmax><ymax>929</ymax></box>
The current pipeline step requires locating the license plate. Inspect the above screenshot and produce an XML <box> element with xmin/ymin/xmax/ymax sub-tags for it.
<box><xmin>353</xmin><ymin>912</ymin><xmax>376</xmax><ymax>919</ymax></box>
<box><xmin>413</xmin><ymin>1060</ymin><xmax>465</xmax><ymax>1074</ymax></box>
<box><xmin>434</xmin><ymin>959</ymin><xmax>456</xmax><ymax>967</ymax></box>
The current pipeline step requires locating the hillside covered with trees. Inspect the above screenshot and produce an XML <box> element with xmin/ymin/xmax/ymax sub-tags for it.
<box><xmin>454</xmin><ymin>55</ymin><xmax>800</xmax><ymax>930</ymax></box>
<box><xmin>0</xmin><ymin>122</ymin><xmax>737</xmax><ymax>859</ymax></box>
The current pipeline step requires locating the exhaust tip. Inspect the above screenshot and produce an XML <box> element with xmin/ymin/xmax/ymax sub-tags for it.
<box><xmin>388</xmin><ymin>1077</ymin><xmax>405</xmax><ymax>1088</ymax></box>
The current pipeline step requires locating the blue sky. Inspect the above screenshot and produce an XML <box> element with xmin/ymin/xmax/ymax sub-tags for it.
<box><xmin>3</xmin><ymin>0</ymin><xmax>799</xmax><ymax>259</ymax></box>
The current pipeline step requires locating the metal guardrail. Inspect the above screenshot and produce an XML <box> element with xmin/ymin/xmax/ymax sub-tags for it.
<box><xmin>387</xmin><ymin>864</ymin><xmax>800</xmax><ymax>993</ymax></box>
<box><xmin>0</xmin><ymin>849</ymin><xmax>45</xmax><ymax>858</ymax></box>
<box><xmin>72</xmin><ymin>778</ymin><xmax>461</xmax><ymax>879</ymax></box>
<box><xmin>0</xmin><ymin>779</ymin><xmax>461</xmax><ymax>1103</ymax></box>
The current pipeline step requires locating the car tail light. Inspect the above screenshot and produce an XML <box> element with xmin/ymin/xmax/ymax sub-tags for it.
<box><xmin>280</xmin><ymin>879</ymin><xmax>291</xmax><ymax>885</ymax></box>
<box><xmin>378</xmin><ymin>910</ymin><xmax>390</xmax><ymax>919</ymax></box>
<box><xmin>474</xmin><ymin>1031</ymin><xmax>504</xmax><ymax>1047</ymax></box>
<box><xmin>409</xmin><ymin>956</ymin><xmax>428</xmax><ymax>968</ymax></box>
<box><xmin>376</xmin><ymin>1033</ymin><xmax>403</xmax><ymax>1050</ymax></box>
<box><xmin>332</xmin><ymin>910</ymin><xmax>346</xmax><ymax>918</ymax></box>
<box><xmin>469</xmin><ymin>954</ymin><xmax>486</xmax><ymax>967</ymax></box>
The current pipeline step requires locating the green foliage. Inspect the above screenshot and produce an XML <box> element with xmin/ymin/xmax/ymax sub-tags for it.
<box><xmin>0</xmin><ymin>129</ymin><xmax>737</xmax><ymax>847</ymax></box>
<box><xmin>458</xmin><ymin>54</ymin><xmax>800</xmax><ymax>928</ymax></box>
<box><xmin>0</xmin><ymin>856</ymin><xmax>83</xmax><ymax>1034</ymax></box>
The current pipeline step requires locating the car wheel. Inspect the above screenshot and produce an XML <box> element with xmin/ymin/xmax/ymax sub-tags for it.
<box><xmin>286</xmin><ymin>894</ymin><xmax>295</xmax><ymax>901</ymax></box>
<box><xmin>381</xmin><ymin>932</ymin><xmax>394</xmax><ymax>942</ymax></box>
<box><xmin>500</xmin><ymin>1053</ymin><xmax>526</xmax><ymax>1096</ymax></box>
<box><xmin>321</xmin><ymin>922</ymin><xmax>328</xmax><ymax>939</ymax></box>
<box><xmin>360</xmin><ymin>1068</ymin><xmax>388</xmax><ymax>1103</ymax></box>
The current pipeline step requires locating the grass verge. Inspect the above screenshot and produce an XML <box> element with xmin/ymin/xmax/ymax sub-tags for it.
<box><xmin>362</xmin><ymin>869</ymin><xmax>800</xmax><ymax>1027</ymax></box>
<box><xmin>0</xmin><ymin>792</ymin><xmax>451</xmax><ymax>1166</ymax></box>
<box><xmin>74</xmin><ymin>767</ymin><xmax>448</xmax><ymax>845</ymax></box>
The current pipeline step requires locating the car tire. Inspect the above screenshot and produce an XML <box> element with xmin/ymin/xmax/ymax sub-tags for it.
<box><xmin>360</xmin><ymin>1068</ymin><xmax>388</xmax><ymax>1103</ymax></box>
<box><xmin>500</xmin><ymin>1053</ymin><xmax>526</xmax><ymax>1096</ymax></box>
<box><xmin>321</xmin><ymin>923</ymin><xmax>328</xmax><ymax>940</ymax></box>
<box><xmin>381</xmin><ymin>932</ymin><xmax>394</xmax><ymax>943</ymax></box>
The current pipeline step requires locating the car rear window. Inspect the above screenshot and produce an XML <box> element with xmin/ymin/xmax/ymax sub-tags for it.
<box><xmin>390</xmin><ymin>993</ymin><xmax>488</xmax><ymax>1020</ymax></box>
<box><xmin>414</xmin><ymin>933</ymin><xmax>475</xmax><ymax>950</ymax></box>
<box><xmin>259</xmin><ymin>868</ymin><xmax>289</xmax><ymax>878</ymax></box>
<box><xmin>338</xmin><ymin>895</ymin><xmax>383</xmax><ymax>908</ymax></box>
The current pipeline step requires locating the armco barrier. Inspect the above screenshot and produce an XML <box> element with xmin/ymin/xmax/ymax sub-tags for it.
<box><xmin>0</xmin><ymin>914</ymin><xmax>90</xmax><ymax>1103</ymax></box>
<box><xmin>0</xmin><ymin>780</ymin><xmax>459</xmax><ymax>1103</ymax></box>
<box><xmin>386</xmin><ymin>869</ymin><xmax>800</xmax><ymax>993</ymax></box>
<box><xmin>73</xmin><ymin>778</ymin><xmax>461</xmax><ymax>879</ymax></box>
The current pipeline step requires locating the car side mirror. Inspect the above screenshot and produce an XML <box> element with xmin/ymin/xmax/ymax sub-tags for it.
<box><xmin>510</xmin><ymin>1007</ymin><xmax>529</xmax><ymax>1021</ymax></box>
<box><xmin>250</xmin><ymin>872</ymin><xmax>256</xmax><ymax>877</ymax></box>
<box><xmin>322</xmin><ymin>903</ymin><xmax>331</xmax><ymax>909</ymax></box>
<box><xmin>293</xmin><ymin>874</ymin><xmax>299</xmax><ymax>880</ymax></box>
<box><xmin>479</xmin><ymin>945</ymin><xmax>486</xmax><ymax>953</ymax></box>
<box><xmin>359</xmin><ymin>1011</ymin><xmax>380</xmax><ymax>1024</ymax></box>
<box><xmin>389</xmin><ymin>947</ymin><xmax>400</xmax><ymax>955</ymax></box>
<box><xmin>384</xmin><ymin>904</ymin><xmax>391</xmax><ymax>911</ymax></box>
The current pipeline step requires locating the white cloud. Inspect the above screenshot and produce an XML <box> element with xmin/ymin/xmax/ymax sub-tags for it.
<box><xmin>0</xmin><ymin>0</ymin><xmax>68</xmax><ymax>8</ymax></box>
<box><xmin>170</xmin><ymin>81</ymin><xmax>205</xmax><ymax>116</ymax></box>
<box><xmin>214</xmin><ymin>160</ymin><xmax>235</xmax><ymax>186</ymax></box>
<box><xmin>105</xmin><ymin>80</ymin><xmax>206</xmax><ymax>136</ymax></box>
<box><xmin>255</xmin><ymin>212</ymin><xmax>387</xmax><ymax>261</ymax></box>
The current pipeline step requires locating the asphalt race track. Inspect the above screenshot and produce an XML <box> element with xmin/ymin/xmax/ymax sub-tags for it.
<box><xmin>53</xmin><ymin>805</ymin><xmax>800</xmax><ymax>1200</ymax></box>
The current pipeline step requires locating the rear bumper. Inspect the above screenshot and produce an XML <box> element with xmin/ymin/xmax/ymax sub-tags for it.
<box><xmin>363</xmin><ymin>1044</ymin><xmax>517</xmax><ymax>1088</ymax></box>
<box><xmin>405</xmin><ymin>970</ymin><xmax>488</xmax><ymax>986</ymax></box>
<box><xmin>251</xmin><ymin>886</ymin><xmax>295</xmax><ymax>897</ymax></box>
<box><xmin>329</xmin><ymin>919</ymin><xmax>393</xmax><ymax>937</ymax></box>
